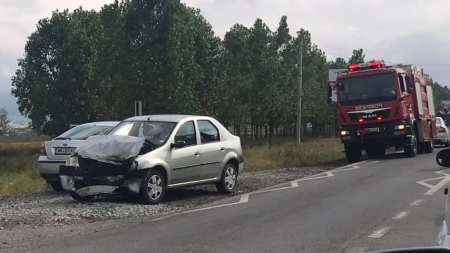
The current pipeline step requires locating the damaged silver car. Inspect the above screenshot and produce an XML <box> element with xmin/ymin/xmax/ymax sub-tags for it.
<box><xmin>59</xmin><ymin>115</ymin><xmax>244</xmax><ymax>204</ymax></box>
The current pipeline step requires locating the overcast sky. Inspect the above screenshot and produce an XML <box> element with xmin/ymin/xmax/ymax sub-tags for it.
<box><xmin>1</xmin><ymin>0</ymin><xmax>450</xmax><ymax>122</ymax></box>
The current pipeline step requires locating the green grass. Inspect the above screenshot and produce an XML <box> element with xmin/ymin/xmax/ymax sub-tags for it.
<box><xmin>0</xmin><ymin>138</ymin><xmax>345</xmax><ymax>196</ymax></box>
<box><xmin>243</xmin><ymin>138</ymin><xmax>345</xmax><ymax>172</ymax></box>
<box><xmin>0</xmin><ymin>142</ymin><xmax>48</xmax><ymax>196</ymax></box>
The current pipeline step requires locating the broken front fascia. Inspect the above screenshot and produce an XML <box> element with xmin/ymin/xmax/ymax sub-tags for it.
<box><xmin>74</xmin><ymin>135</ymin><xmax>146</xmax><ymax>165</ymax></box>
<box><xmin>60</xmin><ymin>135</ymin><xmax>147</xmax><ymax>195</ymax></box>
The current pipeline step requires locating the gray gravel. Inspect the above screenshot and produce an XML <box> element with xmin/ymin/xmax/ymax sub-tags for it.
<box><xmin>0</xmin><ymin>166</ymin><xmax>333</xmax><ymax>230</ymax></box>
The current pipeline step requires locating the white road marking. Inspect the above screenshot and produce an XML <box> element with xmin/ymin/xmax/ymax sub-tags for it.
<box><xmin>368</xmin><ymin>227</ymin><xmax>392</xmax><ymax>238</ymax></box>
<box><xmin>367</xmin><ymin>161</ymin><xmax>379</xmax><ymax>164</ymax></box>
<box><xmin>239</xmin><ymin>194</ymin><xmax>250</xmax><ymax>203</ymax></box>
<box><xmin>392</xmin><ymin>211</ymin><xmax>408</xmax><ymax>219</ymax></box>
<box><xmin>346</xmin><ymin>246</ymin><xmax>368</xmax><ymax>253</ymax></box>
<box><xmin>424</xmin><ymin>176</ymin><xmax>450</xmax><ymax>195</ymax></box>
<box><xmin>416</xmin><ymin>176</ymin><xmax>447</xmax><ymax>189</ymax></box>
<box><xmin>410</xmin><ymin>199</ymin><xmax>425</xmax><ymax>206</ymax></box>
<box><xmin>436</xmin><ymin>169</ymin><xmax>450</xmax><ymax>176</ymax></box>
<box><xmin>157</xmin><ymin>160</ymin><xmax>372</xmax><ymax>217</ymax></box>
<box><xmin>334</xmin><ymin>166</ymin><xmax>360</xmax><ymax>172</ymax></box>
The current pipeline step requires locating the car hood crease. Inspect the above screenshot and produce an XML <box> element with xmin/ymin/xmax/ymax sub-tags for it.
<box><xmin>75</xmin><ymin>135</ymin><xmax>145</xmax><ymax>164</ymax></box>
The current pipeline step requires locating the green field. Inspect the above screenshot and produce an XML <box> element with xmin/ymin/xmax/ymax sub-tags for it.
<box><xmin>0</xmin><ymin>138</ymin><xmax>345</xmax><ymax>196</ymax></box>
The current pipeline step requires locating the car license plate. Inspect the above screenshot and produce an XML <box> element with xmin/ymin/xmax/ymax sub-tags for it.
<box><xmin>55</xmin><ymin>147</ymin><xmax>76</xmax><ymax>155</ymax></box>
<box><xmin>366</xmin><ymin>127</ymin><xmax>379</xmax><ymax>133</ymax></box>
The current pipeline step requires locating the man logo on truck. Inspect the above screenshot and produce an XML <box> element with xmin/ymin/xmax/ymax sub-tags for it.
<box><xmin>362</xmin><ymin>114</ymin><xmax>378</xmax><ymax>119</ymax></box>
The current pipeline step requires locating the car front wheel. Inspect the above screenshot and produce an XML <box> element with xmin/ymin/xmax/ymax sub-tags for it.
<box><xmin>140</xmin><ymin>170</ymin><xmax>166</xmax><ymax>205</ymax></box>
<box><xmin>216</xmin><ymin>163</ymin><xmax>238</xmax><ymax>194</ymax></box>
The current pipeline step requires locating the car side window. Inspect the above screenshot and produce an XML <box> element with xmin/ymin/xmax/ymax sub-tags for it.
<box><xmin>198</xmin><ymin>120</ymin><xmax>220</xmax><ymax>144</ymax></box>
<box><xmin>175</xmin><ymin>121</ymin><xmax>197</xmax><ymax>146</ymax></box>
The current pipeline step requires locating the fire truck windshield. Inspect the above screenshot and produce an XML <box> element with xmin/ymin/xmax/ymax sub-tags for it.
<box><xmin>338</xmin><ymin>73</ymin><xmax>397</xmax><ymax>106</ymax></box>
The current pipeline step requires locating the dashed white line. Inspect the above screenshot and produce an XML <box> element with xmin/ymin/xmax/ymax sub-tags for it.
<box><xmin>367</xmin><ymin>161</ymin><xmax>380</xmax><ymax>164</ymax></box>
<box><xmin>368</xmin><ymin>226</ymin><xmax>392</xmax><ymax>238</ymax></box>
<box><xmin>326</xmin><ymin>172</ymin><xmax>334</xmax><ymax>177</ymax></box>
<box><xmin>346</xmin><ymin>246</ymin><xmax>368</xmax><ymax>253</ymax></box>
<box><xmin>410</xmin><ymin>199</ymin><xmax>425</xmax><ymax>206</ymax></box>
<box><xmin>291</xmin><ymin>181</ymin><xmax>299</xmax><ymax>187</ymax></box>
<box><xmin>392</xmin><ymin>211</ymin><xmax>408</xmax><ymax>219</ymax></box>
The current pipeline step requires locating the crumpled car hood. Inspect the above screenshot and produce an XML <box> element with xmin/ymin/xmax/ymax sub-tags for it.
<box><xmin>75</xmin><ymin>135</ymin><xmax>145</xmax><ymax>164</ymax></box>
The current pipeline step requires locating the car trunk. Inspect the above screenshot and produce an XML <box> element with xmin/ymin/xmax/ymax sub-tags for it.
<box><xmin>44</xmin><ymin>140</ymin><xmax>85</xmax><ymax>160</ymax></box>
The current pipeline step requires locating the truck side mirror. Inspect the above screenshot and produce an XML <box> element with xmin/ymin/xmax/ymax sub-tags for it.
<box><xmin>327</xmin><ymin>97</ymin><xmax>332</xmax><ymax>104</ymax></box>
<box><xmin>405</xmin><ymin>76</ymin><xmax>412</xmax><ymax>88</ymax></box>
<box><xmin>327</xmin><ymin>85</ymin><xmax>332</xmax><ymax>98</ymax></box>
<box><xmin>407</xmin><ymin>87</ymin><xmax>413</xmax><ymax>93</ymax></box>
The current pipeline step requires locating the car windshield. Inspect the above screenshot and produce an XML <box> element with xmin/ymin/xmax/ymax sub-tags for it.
<box><xmin>109</xmin><ymin>121</ymin><xmax>176</xmax><ymax>146</ymax></box>
<box><xmin>56</xmin><ymin>125</ymin><xmax>114</xmax><ymax>140</ymax></box>
<box><xmin>339</xmin><ymin>73</ymin><xmax>397</xmax><ymax>106</ymax></box>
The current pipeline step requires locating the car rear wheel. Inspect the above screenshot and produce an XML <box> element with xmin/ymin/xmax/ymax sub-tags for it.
<box><xmin>216</xmin><ymin>163</ymin><xmax>238</xmax><ymax>194</ymax></box>
<box><xmin>140</xmin><ymin>170</ymin><xmax>166</xmax><ymax>205</ymax></box>
<box><xmin>69</xmin><ymin>191</ymin><xmax>94</xmax><ymax>202</ymax></box>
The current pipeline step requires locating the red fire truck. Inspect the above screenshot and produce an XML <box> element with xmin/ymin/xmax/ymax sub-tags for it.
<box><xmin>328</xmin><ymin>61</ymin><xmax>437</xmax><ymax>163</ymax></box>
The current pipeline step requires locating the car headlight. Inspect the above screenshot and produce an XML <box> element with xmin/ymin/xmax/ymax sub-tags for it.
<box><xmin>66</xmin><ymin>156</ymin><xmax>79</xmax><ymax>167</ymax></box>
<box><xmin>395</xmin><ymin>124</ymin><xmax>405</xmax><ymax>130</ymax></box>
<box><xmin>128</xmin><ymin>160</ymin><xmax>138</xmax><ymax>171</ymax></box>
<box><xmin>340</xmin><ymin>130</ymin><xmax>350</xmax><ymax>136</ymax></box>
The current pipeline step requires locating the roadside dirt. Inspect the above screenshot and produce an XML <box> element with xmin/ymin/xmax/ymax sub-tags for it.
<box><xmin>0</xmin><ymin>165</ymin><xmax>334</xmax><ymax>253</ymax></box>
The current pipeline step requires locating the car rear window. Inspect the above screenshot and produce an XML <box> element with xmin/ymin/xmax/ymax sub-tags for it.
<box><xmin>57</xmin><ymin>125</ymin><xmax>114</xmax><ymax>140</ymax></box>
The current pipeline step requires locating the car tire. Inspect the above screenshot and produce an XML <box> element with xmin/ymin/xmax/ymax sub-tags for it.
<box><xmin>69</xmin><ymin>191</ymin><xmax>94</xmax><ymax>202</ymax></box>
<box><xmin>216</xmin><ymin>163</ymin><xmax>238</xmax><ymax>194</ymax></box>
<box><xmin>49</xmin><ymin>181</ymin><xmax>64</xmax><ymax>191</ymax></box>
<box><xmin>140</xmin><ymin>169</ymin><xmax>166</xmax><ymax>205</ymax></box>
<box><xmin>404</xmin><ymin>128</ymin><xmax>417</xmax><ymax>157</ymax></box>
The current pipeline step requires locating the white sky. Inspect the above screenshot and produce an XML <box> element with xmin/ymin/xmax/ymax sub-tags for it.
<box><xmin>1</xmin><ymin>0</ymin><xmax>450</xmax><ymax>120</ymax></box>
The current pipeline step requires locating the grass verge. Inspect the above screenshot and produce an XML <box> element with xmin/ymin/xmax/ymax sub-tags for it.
<box><xmin>0</xmin><ymin>142</ymin><xmax>48</xmax><ymax>196</ymax></box>
<box><xmin>243</xmin><ymin>138</ymin><xmax>345</xmax><ymax>172</ymax></box>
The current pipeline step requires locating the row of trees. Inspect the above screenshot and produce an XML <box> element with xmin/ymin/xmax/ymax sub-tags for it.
<box><xmin>12</xmin><ymin>0</ymin><xmax>448</xmax><ymax>138</ymax></box>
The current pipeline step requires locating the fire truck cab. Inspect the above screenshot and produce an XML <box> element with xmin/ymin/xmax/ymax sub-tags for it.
<box><xmin>329</xmin><ymin>61</ymin><xmax>437</xmax><ymax>163</ymax></box>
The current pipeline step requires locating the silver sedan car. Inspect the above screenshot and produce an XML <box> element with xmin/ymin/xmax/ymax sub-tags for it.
<box><xmin>436</xmin><ymin>117</ymin><xmax>450</xmax><ymax>147</ymax></box>
<box><xmin>60</xmin><ymin>115</ymin><xmax>244</xmax><ymax>204</ymax></box>
<box><xmin>38</xmin><ymin>121</ymin><xmax>119</xmax><ymax>190</ymax></box>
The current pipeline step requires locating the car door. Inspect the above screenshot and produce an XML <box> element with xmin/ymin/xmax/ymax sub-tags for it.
<box><xmin>169</xmin><ymin>121</ymin><xmax>201</xmax><ymax>185</ymax></box>
<box><xmin>197</xmin><ymin>120</ymin><xmax>226</xmax><ymax>180</ymax></box>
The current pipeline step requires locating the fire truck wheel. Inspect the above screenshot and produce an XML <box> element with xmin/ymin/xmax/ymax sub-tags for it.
<box><xmin>424</xmin><ymin>124</ymin><xmax>434</xmax><ymax>153</ymax></box>
<box><xmin>344</xmin><ymin>143</ymin><xmax>360</xmax><ymax>163</ymax></box>
<box><xmin>404</xmin><ymin>128</ymin><xmax>418</xmax><ymax>157</ymax></box>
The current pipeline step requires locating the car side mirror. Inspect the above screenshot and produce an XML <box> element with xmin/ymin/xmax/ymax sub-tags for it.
<box><xmin>444</xmin><ymin>187</ymin><xmax>448</xmax><ymax>196</ymax></box>
<box><xmin>171</xmin><ymin>140</ymin><xmax>187</xmax><ymax>149</ymax></box>
<box><xmin>436</xmin><ymin>149</ymin><xmax>450</xmax><ymax>167</ymax></box>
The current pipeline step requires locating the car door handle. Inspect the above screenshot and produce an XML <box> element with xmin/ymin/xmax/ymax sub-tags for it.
<box><xmin>220</xmin><ymin>147</ymin><xmax>225</xmax><ymax>151</ymax></box>
<box><xmin>195</xmin><ymin>152</ymin><xmax>200</xmax><ymax>156</ymax></box>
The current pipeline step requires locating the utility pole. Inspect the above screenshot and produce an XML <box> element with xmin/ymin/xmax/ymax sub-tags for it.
<box><xmin>296</xmin><ymin>38</ymin><xmax>303</xmax><ymax>146</ymax></box>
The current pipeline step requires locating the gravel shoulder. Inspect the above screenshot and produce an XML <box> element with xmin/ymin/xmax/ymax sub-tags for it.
<box><xmin>0</xmin><ymin>166</ymin><xmax>334</xmax><ymax>252</ymax></box>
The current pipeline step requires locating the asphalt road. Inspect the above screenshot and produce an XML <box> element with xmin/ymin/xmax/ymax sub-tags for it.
<box><xmin>37</xmin><ymin>149</ymin><xmax>449</xmax><ymax>253</ymax></box>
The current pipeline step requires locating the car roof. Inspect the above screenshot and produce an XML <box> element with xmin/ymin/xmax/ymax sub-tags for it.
<box><xmin>123</xmin><ymin>115</ymin><xmax>200</xmax><ymax>123</ymax></box>
<box><xmin>78</xmin><ymin>121</ymin><xmax>121</xmax><ymax>127</ymax></box>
